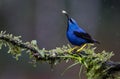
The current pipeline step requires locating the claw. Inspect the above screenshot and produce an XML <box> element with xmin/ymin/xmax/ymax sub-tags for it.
<box><xmin>77</xmin><ymin>44</ymin><xmax>87</xmax><ymax>52</ymax></box>
<box><xmin>68</xmin><ymin>44</ymin><xmax>87</xmax><ymax>53</ymax></box>
<box><xmin>68</xmin><ymin>46</ymin><xmax>79</xmax><ymax>53</ymax></box>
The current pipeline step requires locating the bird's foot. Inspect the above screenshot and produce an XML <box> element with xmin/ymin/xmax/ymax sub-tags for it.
<box><xmin>77</xmin><ymin>44</ymin><xmax>87</xmax><ymax>53</ymax></box>
<box><xmin>68</xmin><ymin>46</ymin><xmax>79</xmax><ymax>53</ymax></box>
<box><xmin>68</xmin><ymin>44</ymin><xmax>87</xmax><ymax>53</ymax></box>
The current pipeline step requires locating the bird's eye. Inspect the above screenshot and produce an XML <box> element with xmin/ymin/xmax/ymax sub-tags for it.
<box><xmin>69</xmin><ymin>18</ymin><xmax>74</xmax><ymax>24</ymax></box>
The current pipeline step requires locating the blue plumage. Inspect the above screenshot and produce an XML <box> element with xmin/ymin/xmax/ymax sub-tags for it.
<box><xmin>62</xmin><ymin>10</ymin><xmax>99</xmax><ymax>46</ymax></box>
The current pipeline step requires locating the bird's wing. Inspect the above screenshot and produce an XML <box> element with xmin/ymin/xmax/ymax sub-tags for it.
<box><xmin>73</xmin><ymin>31</ymin><xmax>94</xmax><ymax>42</ymax></box>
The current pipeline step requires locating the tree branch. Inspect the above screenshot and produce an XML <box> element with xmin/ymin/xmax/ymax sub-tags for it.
<box><xmin>0</xmin><ymin>31</ymin><xmax>120</xmax><ymax>79</ymax></box>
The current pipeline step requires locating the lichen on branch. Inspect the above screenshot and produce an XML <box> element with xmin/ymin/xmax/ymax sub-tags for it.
<box><xmin>0</xmin><ymin>31</ymin><xmax>120</xmax><ymax>79</ymax></box>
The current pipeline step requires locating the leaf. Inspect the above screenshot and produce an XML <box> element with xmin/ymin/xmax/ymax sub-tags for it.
<box><xmin>31</xmin><ymin>40</ymin><xmax>37</xmax><ymax>45</ymax></box>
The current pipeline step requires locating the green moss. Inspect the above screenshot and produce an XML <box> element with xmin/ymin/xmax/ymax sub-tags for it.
<box><xmin>0</xmin><ymin>31</ymin><xmax>118</xmax><ymax>79</ymax></box>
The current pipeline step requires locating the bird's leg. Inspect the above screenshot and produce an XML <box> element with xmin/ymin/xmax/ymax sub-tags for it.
<box><xmin>68</xmin><ymin>46</ymin><xmax>79</xmax><ymax>53</ymax></box>
<box><xmin>77</xmin><ymin>44</ymin><xmax>87</xmax><ymax>52</ymax></box>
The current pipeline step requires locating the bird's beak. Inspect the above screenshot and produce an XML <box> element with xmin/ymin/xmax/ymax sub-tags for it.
<box><xmin>62</xmin><ymin>10</ymin><xmax>70</xmax><ymax>19</ymax></box>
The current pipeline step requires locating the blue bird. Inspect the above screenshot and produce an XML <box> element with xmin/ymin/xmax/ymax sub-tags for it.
<box><xmin>62</xmin><ymin>10</ymin><xmax>100</xmax><ymax>52</ymax></box>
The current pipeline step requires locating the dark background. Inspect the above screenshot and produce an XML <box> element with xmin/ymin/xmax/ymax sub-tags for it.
<box><xmin>0</xmin><ymin>0</ymin><xmax>120</xmax><ymax>79</ymax></box>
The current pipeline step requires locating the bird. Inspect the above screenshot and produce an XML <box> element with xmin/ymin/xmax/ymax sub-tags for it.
<box><xmin>62</xmin><ymin>10</ymin><xmax>100</xmax><ymax>52</ymax></box>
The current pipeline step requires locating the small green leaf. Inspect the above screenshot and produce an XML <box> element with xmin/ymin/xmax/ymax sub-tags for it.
<box><xmin>31</xmin><ymin>40</ymin><xmax>37</xmax><ymax>45</ymax></box>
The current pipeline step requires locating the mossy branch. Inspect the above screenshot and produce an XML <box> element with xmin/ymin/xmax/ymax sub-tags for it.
<box><xmin>0</xmin><ymin>31</ymin><xmax>120</xmax><ymax>79</ymax></box>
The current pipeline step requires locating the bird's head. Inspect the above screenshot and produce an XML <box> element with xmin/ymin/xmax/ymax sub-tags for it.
<box><xmin>62</xmin><ymin>10</ymin><xmax>77</xmax><ymax>25</ymax></box>
<box><xmin>62</xmin><ymin>10</ymin><xmax>85</xmax><ymax>32</ymax></box>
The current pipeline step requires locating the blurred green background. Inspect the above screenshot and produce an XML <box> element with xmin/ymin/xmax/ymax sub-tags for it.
<box><xmin>0</xmin><ymin>0</ymin><xmax>120</xmax><ymax>79</ymax></box>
